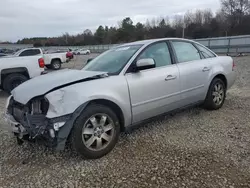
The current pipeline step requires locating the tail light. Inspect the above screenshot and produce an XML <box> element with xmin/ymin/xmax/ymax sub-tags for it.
<box><xmin>38</xmin><ymin>58</ymin><xmax>45</xmax><ymax>68</ymax></box>
<box><xmin>232</xmin><ymin>60</ymin><xmax>236</xmax><ymax>71</ymax></box>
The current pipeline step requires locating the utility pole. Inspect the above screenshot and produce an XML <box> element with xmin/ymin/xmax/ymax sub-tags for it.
<box><xmin>65</xmin><ymin>34</ymin><xmax>68</xmax><ymax>45</ymax></box>
<box><xmin>182</xmin><ymin>14</ymin><xmax>185</xmax><ymax>38</ymax></box>
<box><xmin>182</xmin><ymin>27</ymin><xmax>185</xmax><ymax>38</ymax></box>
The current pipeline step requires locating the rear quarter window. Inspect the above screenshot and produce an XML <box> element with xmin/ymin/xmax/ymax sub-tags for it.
<box><xmin>195</xmin><ymin>43</ymin><xmax>216</xmax><ymax>58</ymax></box>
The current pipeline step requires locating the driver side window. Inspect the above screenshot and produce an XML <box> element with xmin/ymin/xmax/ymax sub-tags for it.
<box><xmin>137</xmin><ymin>42</ymin><xmax>172</xmax><ymax>68</ymax></box>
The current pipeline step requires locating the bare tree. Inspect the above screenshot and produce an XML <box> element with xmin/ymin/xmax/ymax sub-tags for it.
<box><xmin>172</xmin><ymin>15</ymin><xmax>184</xmax><ymax>28</ymax></box>
<box><xmin>150</xmin><ymin>18</ymin><xmax>157</xmax><ymax>28</ymax></box>
<box><xmin>203</xmin><ymin>9</ymin><xmax>214</xmax><ymax>25</ymax></box>
<box><xmin>184</xmin><ymin>11</ymin><xmax>195</xmax><ymax>26</ymax></box>
<box><xmin>216</xmin><ymin>11</ymin><xmax>230</xmax><ymax>35</ymax></box>
<box><xmin>221</xmin><ymin>0</ymin><xmax>250</xmax><ymax>26</ymax></box>
<box><xmin>221</xmin><ymin>0</ymin><xmax>250</xmax><ymax>16</ymax></box>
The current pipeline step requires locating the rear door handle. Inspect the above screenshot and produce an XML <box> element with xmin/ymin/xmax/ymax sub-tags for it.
<box><xmin>202</xmin><ymin>67</ymin><xmax>210</xmax><ymax>72</ymax></box>
<box><xmin>165</xmin><ymin>75</ymin><xmax>177</xmax><ymax>81</ymax></box>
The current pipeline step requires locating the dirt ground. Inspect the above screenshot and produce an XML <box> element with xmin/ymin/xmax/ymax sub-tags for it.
<box><xmin>0</xmin><ymin>54</ymin><xmax>250</xmax><ymax>188</ymax></box>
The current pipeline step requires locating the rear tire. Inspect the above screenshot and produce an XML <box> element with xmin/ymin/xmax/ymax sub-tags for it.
<box><xmin>70</xmin><ymin>104</ymin><xmax>120</xmax><ymax>159</ymax></box>
<box><xmin>203</xmin><ymin>78</ymin><xmax>226</xmax><ymax>110</ymax></box>
<box><xmin>51</xmin><ymin>60</ymin><xmax>61</xmax><ymax>70</ymax></box>
<box><xmin>3</xmin><ymin>73</ymin><xmax>28</xmax><ymax>93</ymax></box>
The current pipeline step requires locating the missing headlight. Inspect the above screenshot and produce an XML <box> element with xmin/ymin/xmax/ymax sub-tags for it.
<box><xmin>30</xmin><ymin>98</ymin><xmax>49</xmax><ymax>115</ymax></box>
<box><xmin>41</xmin><ymin>98</ymin><xmax>49</xmax><ymax>114</ymax></box>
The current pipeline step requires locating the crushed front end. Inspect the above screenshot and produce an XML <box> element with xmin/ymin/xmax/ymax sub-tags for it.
<box><xmin>5</xmin><ymin>95</ymin><xmax>72</xmax><ymax>149</ymax></box>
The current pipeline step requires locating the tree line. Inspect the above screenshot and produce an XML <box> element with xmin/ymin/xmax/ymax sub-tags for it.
<box><xmin>16</xmin><ymin>0</ymin><xmax>250</xmax><ymax>47</ymax></box>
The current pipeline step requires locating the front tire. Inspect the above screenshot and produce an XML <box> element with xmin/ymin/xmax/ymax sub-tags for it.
<box><xmin>203</xmin><ymin>78</ymin><xmax>226</xmax><ymax>110</ymax></box>
<box><xmin>70</xmin><ymin>104</ymin><xmax>120</xmax><ymax>159</ymax></box>
<box><xmin>3</xmin><ymin>73</ymin><xmax>28</xmax><ymax>93</ymax></box>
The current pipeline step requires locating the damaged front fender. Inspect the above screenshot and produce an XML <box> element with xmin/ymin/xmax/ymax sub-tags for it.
<box><xmin>45</xmin><ymin>88</ymin><xmax>89</xmax><ymax>119</ymax></box>
<box><xmin>55</xmin><ymin>103</ymin><xmax>88</xmax><ymax>150</ymax></box>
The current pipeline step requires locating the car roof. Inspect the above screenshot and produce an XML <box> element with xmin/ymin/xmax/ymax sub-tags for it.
<box><xmin>120</xmin><ymin>38</ymin><xmax>197</xmax><ymax>46</ymax></box>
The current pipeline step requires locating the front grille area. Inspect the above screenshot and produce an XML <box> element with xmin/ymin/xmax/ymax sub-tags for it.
<box><xmin>8</xmin><ymin>98</ymin><xmax>30</xmax><ymax>123</ymax></box>
<box><xmin>9</xmin><ymin>97</ymin><xmax>50</xmax><ymax>139</ymax></box>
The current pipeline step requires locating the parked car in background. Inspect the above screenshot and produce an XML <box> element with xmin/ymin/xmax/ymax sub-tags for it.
<box><xmin>76</xmin><ymin>49</ymin><xmax>91</xmax><ymax>55</ymax></box>
<box><xmin>66</xmin><ymin>51</ymin><xmax>74</xmax><ymax>59</ymax></box>
<box><xmin>13</xmin><ymin>48</ymin><xmax>70</xmax><ymax>70</ymax></box>
<box><xmin>0</xmin><ymin>53</ymin><xmax>7</xmax><ymax>57</ymax></box>
<box><xmin>72</xmin><ymin>49</ymin><xmax>79</xmax><ymax>55</ymax></box>
<box><xmin>0</xmin><ymin>55</ymin><xmax>45</xmax><ymax>92</ymax></box>
<box><xmin>5</xmin><ymin>38</ymin><xmax>236</xmax><ymax>159</ymax></box>
<box><xmin>0</xmin><ymin>48</ymin><xmax>15</xmax><ymax>54</ymax></box>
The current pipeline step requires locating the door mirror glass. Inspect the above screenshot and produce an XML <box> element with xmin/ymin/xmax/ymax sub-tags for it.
<box><xmin>136</xmin><ymin>58</ymin><xmax>155</xmax><ymax>71</ymax></box>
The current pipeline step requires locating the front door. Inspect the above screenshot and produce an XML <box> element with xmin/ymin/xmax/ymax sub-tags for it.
<box><xmin>125</xmin><ymin>42</ymin><xmax>181</xmax><ymax>124</ymax></box>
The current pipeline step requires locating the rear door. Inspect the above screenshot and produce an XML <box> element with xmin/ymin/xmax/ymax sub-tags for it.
<box><xmin>170</xmin><ymin>40</ymin><xmax>211</xmax><ymax>105</ymax></box>
<box><xmin>125</xmin><ymin>41</ymin><xmax>181</xmax><ymax>123</ymax></box>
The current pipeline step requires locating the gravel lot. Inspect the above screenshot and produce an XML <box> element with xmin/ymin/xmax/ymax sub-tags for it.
<box><xmin>1</xmin><ymin>55</ymin><xmax>250</xmax><ymax>188</ymax></box>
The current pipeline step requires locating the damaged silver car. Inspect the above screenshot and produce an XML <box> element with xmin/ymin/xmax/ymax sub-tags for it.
<box><xmin>5</xmin><ymin>38</ymin><xmax>236</xmax><ymax>159</ymax></box>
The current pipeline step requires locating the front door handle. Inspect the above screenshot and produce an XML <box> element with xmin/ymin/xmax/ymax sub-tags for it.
<box><xmin>202</xmin><ymin>67</ymin><xmax>210</xmax><ymax>72</ymax></box>
<box><xmin>165</xmin><ymin>75</ymin><xmax>177</xmax><ymax>81</ymax></box>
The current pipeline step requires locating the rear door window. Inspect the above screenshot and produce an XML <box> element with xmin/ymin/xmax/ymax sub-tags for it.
<box><xmin>172</xmin><ymin>41</ymin><xmax>201</xmax><ymax>63</ymax></box>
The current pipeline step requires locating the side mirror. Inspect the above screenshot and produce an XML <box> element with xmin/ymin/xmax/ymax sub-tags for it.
<box><xmin>136</xmin><ymin>58</ymin><xmax>155</xmax><ymax>71</ymax></box>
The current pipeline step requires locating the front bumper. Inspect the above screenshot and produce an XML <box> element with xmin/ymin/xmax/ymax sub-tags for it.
<box><xmin>4</xmin><ymin>96</ymin><xmax>71</xmax><ymax>149</ymax></box>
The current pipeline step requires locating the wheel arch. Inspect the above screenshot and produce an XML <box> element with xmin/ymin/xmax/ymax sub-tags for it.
<box><xmin>87</xmin><ymin>99</ymin><xmax>125</xmax><ymax>131</ymax></box>
<box><xmin>51</xmin><ymin>58</ymin><xmax>62</xmax><ymax>63</ymax></box>
<box><xmin>56</xmin><ymin>98</ymin><xmax>125</xmax><ymax>151</ymax></box>
<box><xmin>1</xmin><ymin>67</ymin><xmax>30</xmax><ymax>85</ymax></box>
<box><xmin>212</xmin><ymin>73</ymin><xmax>228</xmax><ymax>89</ymax></box>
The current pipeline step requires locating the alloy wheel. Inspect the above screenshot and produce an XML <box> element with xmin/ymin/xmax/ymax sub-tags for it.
<box><xmin>82</xmin><ymin>113</ymin><xmax>115</xmax><ymax>151</ymax></box>
<box><xmin>53</xmin><ymin>62</ymin><xmax>60</xmax><ymax>69</ymax></box>
<box><xmin>212</xmin><ymin>83</ymin><xmax>224</xmax><ymax>105</ymax></box>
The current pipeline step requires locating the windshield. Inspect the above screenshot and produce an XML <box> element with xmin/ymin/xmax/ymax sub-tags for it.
<box><xmin>83</xmin><ymin>45</ymin><xmax>142</xmax><ymax>75</ymax></box>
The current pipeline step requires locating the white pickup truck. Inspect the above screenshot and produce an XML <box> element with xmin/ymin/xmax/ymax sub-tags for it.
<box><xmin>13</xmin><ymin>48</ymin><xmax>69</xmax><ymax>70</ymax></box>
<box><xmin>0</xmin><ymin>55</ymin><xmax>45</xmax><ymax>92</ymax></box>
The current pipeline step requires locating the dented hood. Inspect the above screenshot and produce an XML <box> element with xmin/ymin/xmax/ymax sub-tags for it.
<box><xmin>12</xmin><ymin>69</ymin><xmax>107</xmax><ymax>104</ymax></box>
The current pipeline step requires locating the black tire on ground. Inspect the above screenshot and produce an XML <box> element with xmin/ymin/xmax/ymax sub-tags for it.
<box><xmin>51</xmin><ymin>60</ymin><xmax>61</xmax><ymax>70</ymax></box>
<box><xmin>70</xmin><ymin>104</ymin><xmax>121</xmax><ymax>159</ymax></box>
<box><xmin>203</xmin><ymin>78</ymin><xmax>226</xmax><ymax>110</ymax></box>
<box><xmin>3</xmin><ymin>73</ymin><xmax>28</xmax><ymax>93</ymax></box>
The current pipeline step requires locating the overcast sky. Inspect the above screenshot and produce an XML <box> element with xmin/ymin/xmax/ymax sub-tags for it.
<box><xmin>0</xmin><ymin>0</ymin><xmax>220</xmax><ymax>42</ymax></box>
